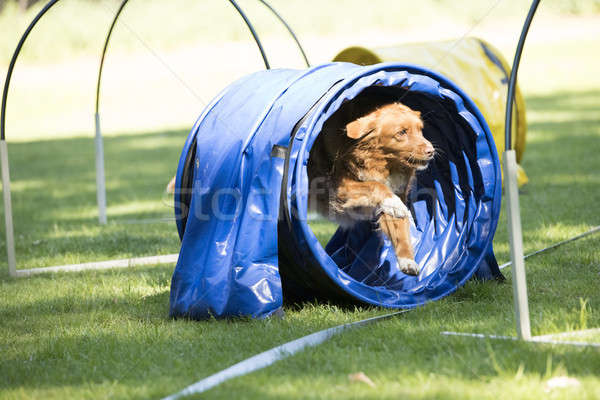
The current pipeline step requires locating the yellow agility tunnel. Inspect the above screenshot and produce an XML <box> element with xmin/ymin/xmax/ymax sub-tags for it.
<box><xmin>333</xmin><ymin>37</ymin><xmax>528</xmax><ymax>186</ymax></box>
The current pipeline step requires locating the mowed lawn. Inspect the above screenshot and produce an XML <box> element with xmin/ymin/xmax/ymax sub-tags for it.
<box><xmin>1</xmin><ymin>88</ymin><xmax>599</xmax><ymax>400</ymax></box>
<box><xmin>1</xmin><ymin>8</ymin><xmax>600</xmax><ymax>400</ymax></box>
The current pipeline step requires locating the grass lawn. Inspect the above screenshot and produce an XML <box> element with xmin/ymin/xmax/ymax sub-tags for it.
<box><xmin>1</xmin><ymin>87</ymin><xmax>599</xmax><ymax>400</ymax></box>
<box><xmin>1</xmin><ymin>2</ymin><xmax>600</xmax><ymax>399</ymax></box>
<box><xmin>4</xmin><ymin>129</ymin><xmax>184</xmax><ymax>269</ymax></box>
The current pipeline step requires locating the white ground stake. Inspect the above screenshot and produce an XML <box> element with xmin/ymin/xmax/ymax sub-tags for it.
<box><xmin>442</xmin><ymin>153</ymin><xmax>599</xmax><ymax>348</ymax></box>
<box><xmin>1</xmin><ymin>139</ymin><xmax>16</xmax><ymax>277</ymax></box>
<box><xmin>441</xmin><ymin>0</ymin><xmax>598</xmax><ymax>350</ymax></box>
<box><xmin>95</xmin><ymin>112</ymin><xmax>108</xmax><ymax>225</ymax></box>
<box><xmin>503</xmin><ymin>149</ymin><xmax>531</xmax><ymax>340</ymax></box>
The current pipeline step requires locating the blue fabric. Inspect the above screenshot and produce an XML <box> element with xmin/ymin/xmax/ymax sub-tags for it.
<box><xmin>170</xmin><ymin>62</ymin><xmax>502</xmax><ymax>319</ymax></box>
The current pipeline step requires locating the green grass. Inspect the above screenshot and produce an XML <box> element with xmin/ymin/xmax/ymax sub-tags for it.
<box><xmin>1</xmin><ymin>4</ymin><xmax>600</xmax><ymax>399</ymax></box>
<box><xmin>4</xmin><ymin>129</ymin><xmax>185</xmax><ymax>268</ymax></box>
<box><xmin>1</xmin><ymin>88</ymin><xmax>599</xmax><ymax>399</ymax></box>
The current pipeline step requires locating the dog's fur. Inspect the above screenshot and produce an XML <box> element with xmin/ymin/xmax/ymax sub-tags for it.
<box><xmin>166</xmin><ymin>176</ymin><xmax>176</xmax><ymax>194</ymax></box>
<box><xmin>308</xmin><ymin>102</ymin><xmax>434</xmax><ymax>275</ymax></box>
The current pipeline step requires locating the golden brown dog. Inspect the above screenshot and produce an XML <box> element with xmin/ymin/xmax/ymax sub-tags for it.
<box><xmin>308</xmin><ymin>102</ymin><xmax>434</xmax><ymax>275</ymax></box>
<box><xmin>166</xmin><ymin>176</ymin><xmax>176</xmax><ymax>194</ymax></box>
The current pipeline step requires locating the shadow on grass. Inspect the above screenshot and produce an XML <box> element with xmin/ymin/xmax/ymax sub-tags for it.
<box><xmin>525</xmin><ymin>89</ymin><xmax>600</xmax><ymax>113</ymax></box>
<box><xmin>8</xmin><ymin>128</ymin><xmax>188</xmax><ymax>209</ymax></box>
<box><xmin>1</xmin><ymin>247</ymin><xmax>599</xmax><ymax>399</ymax></box>
<box><xmin>2</xmin><ymin>128</ymin><xmax>189</xmax><ymax>268</ymax></box>
<box><xmin>493</xmin><ymin>89</ymin><xmax>600</xmax><ymax>249</ymax></box>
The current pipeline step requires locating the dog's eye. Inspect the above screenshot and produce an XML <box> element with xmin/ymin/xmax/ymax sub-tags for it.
<box><xmin>396</xmin><ymin>129</ymin><xmax>408</xmax><ymax>138</ymax></box>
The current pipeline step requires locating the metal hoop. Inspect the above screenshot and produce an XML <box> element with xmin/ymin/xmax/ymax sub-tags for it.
<box><xmin>505</xmin><ymin>0</ymin><xmax>540</xmax><ymax>150</ymax></box>
<box><xmin>95</xmin><ymin>0</ymin><xmax>274</xmax><ymax>114</ymax></box>
<box><xmin>1</xmin><ymin>0</ymin><xmax>61</xmax><ymax>141</ymax></box>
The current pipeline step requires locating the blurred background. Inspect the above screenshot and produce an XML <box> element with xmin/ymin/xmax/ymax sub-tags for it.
<box><xmin>2</xmin><ymin>0</ymin><xmax>599</xmax><ymax>139</ymax></box>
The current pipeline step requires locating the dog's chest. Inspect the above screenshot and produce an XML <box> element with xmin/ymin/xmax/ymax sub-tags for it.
<box><xmin>355</xmin><ymin>169</ymin><xmax>410</xmax><ymax>194</ymax></box>
<box><xmin>387</xmin><ymin>172</ymin><xmax>410</xmax><ymax>194</ymax></box>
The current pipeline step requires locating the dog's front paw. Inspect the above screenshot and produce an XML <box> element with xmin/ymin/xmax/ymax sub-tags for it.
<box><xmin>379</xmin><ymin>196</ymin><xmax>410</xmax><ymax>219</ymax></box>
<box><xmin>397</xmin><ymin>257</ymin><xmax>420</xmax><ymax>276</ymax></box>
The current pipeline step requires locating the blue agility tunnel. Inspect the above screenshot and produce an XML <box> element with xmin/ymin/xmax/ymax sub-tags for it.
<box><xmin>170</xmin><ymin>62</ymin><xmax>503</xmax><ymax>320</ymax></box>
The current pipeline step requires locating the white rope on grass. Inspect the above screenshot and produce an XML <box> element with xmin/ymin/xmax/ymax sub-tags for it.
<box><xmin>533</xmin><ymin>328</ymin><xmax>600</xmax><ymax>341</ymax></box>
<box><xmin>14</xmin><ymin>253</ymin><xmax>179</xmax><ymax>277</ymax></box>
<box><xmin>155</xmin><ymin>224</ymin><xmax>599</xmax><ymax>399</ymax></box>
<box><xmin>441</xmin><ymin>331</ymin><xmax>600</xmax><ymax>348</ymax></box>
<box><xmin>499</xmin><ymin>225</ymin><xmax>600</xmax><ymax>270</ymax></box>
<box><xmin>443</xmin><ymin>226</ymin><xmax>600</xmax><ymax>349</ymax></box>
<box><xmin>160</xmin><ymin>311</ymin><xmax>407</xmax><ymax>400</ymax></box>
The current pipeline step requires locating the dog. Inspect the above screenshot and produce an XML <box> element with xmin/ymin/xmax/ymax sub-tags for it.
<box><xmin>308</xmin><ymin>102</ymin><xmax>434</xmax><ymax>275</ymax></box>
<box><xmin>166</xmin><ymin>176</ymin><xmax>176</xmax><ymax>194</ymax></box>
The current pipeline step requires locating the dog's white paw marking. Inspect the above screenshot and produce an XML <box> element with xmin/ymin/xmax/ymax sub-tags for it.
<box><xmin>397</xmin><ymin>258</ymin><xmax>420</xmax><ymax>276</ymax></box>
<box><xmin>379</xmin><ymin>196</ymin><xmax>410</xmax><ymax>218</ymax></box>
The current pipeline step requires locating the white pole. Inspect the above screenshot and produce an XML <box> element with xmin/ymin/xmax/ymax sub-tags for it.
<box><xmin>503</xmin><ymin>149</ymin><xmax>531</xmax><ymax>340</ymax></box>
<box><xmin>1</xmin><ymin>139</ymin><xmax>17</xmax><ymax>276</ymax></box>
<box><xmin>95</xmin><ymin>112</ymin><xmax>107</xmax><ymax>225</ymax></box>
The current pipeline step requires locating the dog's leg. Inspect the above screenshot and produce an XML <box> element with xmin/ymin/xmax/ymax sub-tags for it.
<box><xmin>334</xmin><ymin>180</ymin><xmax>418</xmax><ymax>275</ymax></box>
<box><xmin>377</xmin><ymin>195</ymin><xmax>419</xmax><ymax>275</ymax></box>
<box><xmin>378</xmin><ymin>213</ymin><xmax>419</xmax><ymax>275</ymax></box>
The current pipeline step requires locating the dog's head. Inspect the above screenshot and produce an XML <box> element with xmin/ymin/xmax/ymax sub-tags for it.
<box><xmin>345</xmin><ymin>103</ymin><xmax>435</xmax><ymax>171</ymax></box>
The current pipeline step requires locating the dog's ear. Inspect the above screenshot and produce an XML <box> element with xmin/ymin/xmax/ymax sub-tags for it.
<box><xmin>346</xmin><ymin>116</ymin><xmax>375</xmax><ymax>139</ymax></box>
